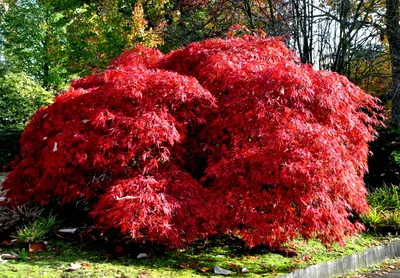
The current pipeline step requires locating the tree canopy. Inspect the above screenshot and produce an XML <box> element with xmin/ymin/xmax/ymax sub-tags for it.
<box><xmin>2</xmin><ymin>36</ymin><xmax>382</xmax><ymax>248</ymax></box>
<box><xmin>1</xmin><ymin>0</ymin><xmax>397</xmax><ymax>107</ymax></box>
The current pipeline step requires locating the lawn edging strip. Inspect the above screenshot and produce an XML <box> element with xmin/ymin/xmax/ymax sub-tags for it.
<box><xmin>277</xmin><ymin>240</ymin><xmax>400</xmax><ymax>278</ymax></box>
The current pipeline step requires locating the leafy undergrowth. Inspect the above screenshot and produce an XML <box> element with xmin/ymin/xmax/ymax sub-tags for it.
<box><xmin>0</xmin><ymin>233</ymin><xmax>396</xmax><ymax>277</ymax></box>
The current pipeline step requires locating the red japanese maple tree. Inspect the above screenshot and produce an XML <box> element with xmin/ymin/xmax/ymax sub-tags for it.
<box><xmin>2</xmin><ymin>36</ymin><xmax>382</xmax><ymax>249</ymax></box>
<box><xmin>2</xmin><ymin>46</ymin><xmax>218</xmax><ymax>247</ymax></box>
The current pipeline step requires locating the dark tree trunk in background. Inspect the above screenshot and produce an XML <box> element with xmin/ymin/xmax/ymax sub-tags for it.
<box><xmin>387</xmin><ymin>0</ymin><xmax>400</xmax><ymax>126</ymax></box>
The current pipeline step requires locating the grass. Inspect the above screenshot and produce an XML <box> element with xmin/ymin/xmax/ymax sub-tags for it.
<box><xmin>0</xmin><ymin>233</ymin><xmax>397</xmax><ymax>278</ymax></box>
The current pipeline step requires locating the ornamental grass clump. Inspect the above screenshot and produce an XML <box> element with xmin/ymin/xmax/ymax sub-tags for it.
<box><xmin>2</xmin><ymin>35</ymin><xmax>382</xmax><ymax>249</ymax></box>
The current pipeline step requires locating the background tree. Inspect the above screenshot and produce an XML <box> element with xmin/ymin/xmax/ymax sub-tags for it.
<box><xmin>188</xmin><ymin>0</ymin><xmax>389</xmax><ymax>96</ymax></box>
<box><xmin>55</xmin><ymin>0</ymin><xmax>168</xmax><ymax>76</ymax></box>
<box><xmin>0</xmin><ymin>0</ymin><xmax>171</xmax><ymax>90</ymax></box>
<box><xmin>0</xmin><ymin>0</ymin><xmax>69</xmax><ymax>89</ymax></box>
<box><xmin>386</xmin><ymin>0</ymin><xmax>400</xmax><ymax>126</ymax></box>
<box><xmin>0</xmin><ymin>72</ymin><xmax>53</xmax><ymax>131</ymax></box>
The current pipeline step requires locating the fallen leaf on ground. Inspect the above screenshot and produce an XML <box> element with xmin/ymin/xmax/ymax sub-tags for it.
<box><xmin>197</xmin><ymin>266</ymin><xmax>212</xmax><ymax>273</ymax></box>
<box><xmin>138</xmin><ymin>270</ymin><xmax>150</xmax><ymax>278</ymax></box>
<box><xmin>114</xmin><ymin>274</ymin><xmax>128</xmax><ymax>278</ymax></box>
<box><xmin>137</xmin><ymin>253</ymin><xmax>149</xmax><ymax>259</ymax></box>
<box><xmin>1</xmin><ymin>254</ymin><xmax>18</xmax><ymax>260</ymax></box>
<box><xmin>81</xmin><ymin>263</ymin><xmax>93</xmax><ymax>269</ymax></box>
<box><xmin>58</xmin><ymin>228</ymin><xmax>77</xmax><ymax>233</ymax></box>
<box><xmin>29</xmin><ymin>242</ymin><xmax>46</xmax><ymax>253</ymax></box>
<box><xmin>214</xmin><ymin>265</ymin><xmax>232</xmax><ymax>275</ymax></box>
<box><xmin>302</xmin><ymin>256</ymin><xmax>312</xmax><ymax>261</ymax></box>
<box><xmin>277</xmin><ymin>247</ymin><xmax>298</xmax><ymax>257</ymax></box>
<box><xmin>1</xmin><ymin>240</ymin><xmax>12</xmax><ymax>246</ymax></box>
<box><xmin>66</xmin><ymin>263</ymin><xmax>82</xmax><ymax>271</ymax></box>
<box><xmin>226</xmin><ymin>262</ymin><xmax>239</xmax><ymax>267</ymax></box>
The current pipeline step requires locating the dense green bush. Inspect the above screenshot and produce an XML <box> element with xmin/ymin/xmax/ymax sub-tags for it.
<box><xmin>0</xmin><ymin>72</ymin><xmax>53</xmax><ymax>131</ymax></box>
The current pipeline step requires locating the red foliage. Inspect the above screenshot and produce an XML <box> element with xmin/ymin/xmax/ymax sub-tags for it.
<box><xmin>2</xmin><ymin>46</ymin><xmax>217</xmax><ymax>248</ymax></box>
<box><xmin>2</xmin><ymin>37</ymin><xmax>382</xmax><ymax>249</ymax></box>
<box><xmin>159</xmin><ymin>35</ymin><xmax>382</xmax><ymax>247</ymax></box>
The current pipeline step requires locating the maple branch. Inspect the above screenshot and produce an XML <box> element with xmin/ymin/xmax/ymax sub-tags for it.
<box><xmin>115</xmin><ymin>196</ymin><xmax>139</xmax><ymax>201</ymax></box>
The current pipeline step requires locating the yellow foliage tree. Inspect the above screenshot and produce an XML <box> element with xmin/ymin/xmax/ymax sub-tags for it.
<box><xmin>126</xmin><ymin>1</ymin><xmax>164</xmax><ymax>49</ymax></box>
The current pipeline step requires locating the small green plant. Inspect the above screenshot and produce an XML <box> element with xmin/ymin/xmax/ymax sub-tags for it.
<box><xmin>13</xmin><ymin>214</ymin><xmax>57</xmax><ymax>242</ymax></box>
<box><xmin>38</xmin><ymin>213</ymin><xmax>57</xmax><ymax>232</ymax></box>
<box><xmin>367</xmin><ymin>184</ymin><xmax>400</xmax><ymax>211</ymax></box>
<box><xmin>18</xmin><ymin>248</ymin><xmax>30</xmax><ymax>261</ymax></box>
<box><xmin>15</xmin><ymin>223</ymin><xmax>47</xmax><ymax>242</ymax></box>
<box><xmin>392</xmin><ymin>150</ymin><xmax>400</xmax><ymax>165</ymax></box>
<box><xmin>360</xmin><ymin>208</ymin><xmax>385</xmax><ymax>231</ymax></box>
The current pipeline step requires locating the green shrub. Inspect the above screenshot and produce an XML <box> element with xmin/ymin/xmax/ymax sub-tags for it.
<box><xmin>0</xmin><ymin>72</ymin><xmax>53</xmax><ymax>131</ymax></box>
<box><xmin>367</xmin><ymin>184</ymin><xmax>400</xmax><ymax>211</ymax></box>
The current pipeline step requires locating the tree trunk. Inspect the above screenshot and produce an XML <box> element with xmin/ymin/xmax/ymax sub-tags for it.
<box><xmin>387</xmin><ymin>0</ymin><xmax>400</xmax><ymax>126</ymax></box>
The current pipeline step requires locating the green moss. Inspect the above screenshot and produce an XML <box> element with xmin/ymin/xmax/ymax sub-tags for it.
<box><xmin>0</xmin><ymin>233</ymin><xmax>397</xmax><ymax>278</ymax></box>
